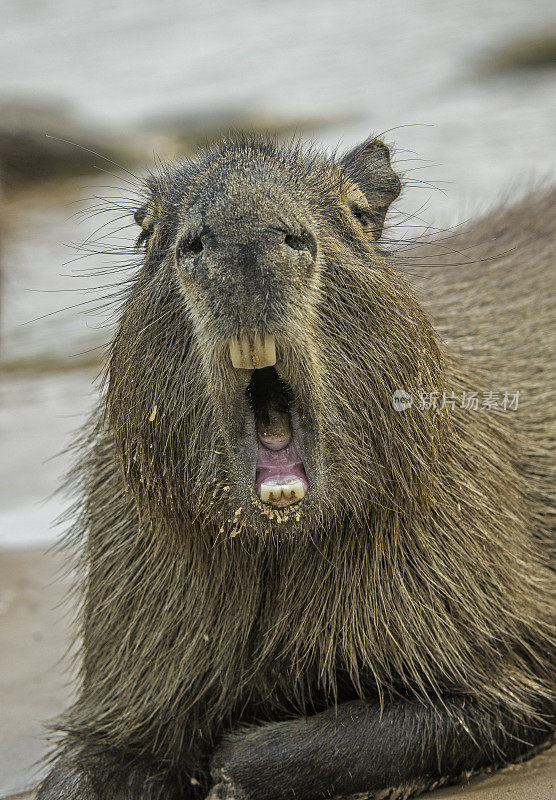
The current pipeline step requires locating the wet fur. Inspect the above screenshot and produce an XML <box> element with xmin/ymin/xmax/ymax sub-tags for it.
<box><xmin>39</xmin><ymin>138</ymin><xmax>554</xmax><ymax>799</ymax></box>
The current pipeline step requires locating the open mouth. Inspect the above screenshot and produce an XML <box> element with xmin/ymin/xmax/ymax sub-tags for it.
<box><xmin>230</xmin><ymin>333</ymin><xmax>309</xmax><ymax>508</ymax></box>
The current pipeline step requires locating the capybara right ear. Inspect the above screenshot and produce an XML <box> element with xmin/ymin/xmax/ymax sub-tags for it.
<box><xmin>133</xmin><ymin>178</ymin><xmax>161</xmax><ymax>245</ymax></box>
<box><xmin>133</xmin><ymin>202</ymin><xmax>150</xmax><ymax>228</ymax></box>
<box><xmin>340</xmin><ymin>138</ymin><xmax>401</xmax><ymax>238</ymax></box>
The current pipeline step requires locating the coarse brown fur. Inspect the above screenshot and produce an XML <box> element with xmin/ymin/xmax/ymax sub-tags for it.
<box><xmin>39</xmin><ymin>137</ymin><xmax>554</xmax><ymax>800</ymax></box>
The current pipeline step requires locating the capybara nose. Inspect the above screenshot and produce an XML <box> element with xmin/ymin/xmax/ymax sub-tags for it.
<box><xmin>177</xmin><ymin>224</ymin><xmax>314</xmax><ymax>258</ymax></box>
<box><xmin>175</xmin><ymin>223</ymin><xmax>317</xmax><ymax>341</ymax></box>
<box><xmin>176</xmin><ymin>225</ymin><xmax>315</xmax><ymax>279</ymax></box>
<box><xmin>223</xmin><ymin>226</ymin><xmax>317</xmax><ymax>280</ymax></box>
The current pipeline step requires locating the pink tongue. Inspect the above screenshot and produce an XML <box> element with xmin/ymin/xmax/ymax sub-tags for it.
<box><xmin>255</xmin><ymin>440</ymin><xmax>308</xmax><ymax>495</ymax></box>
<box><xmin>255</xmin><ymin>407</ymin><xmax>308</xmax><ymax>504</ymax></box>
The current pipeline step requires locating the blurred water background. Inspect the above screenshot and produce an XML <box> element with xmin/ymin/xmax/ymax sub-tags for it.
<box><xmin>1</xmin><ymin>0</ymin><xmax>556</xmax><ymax>548</ymax></box>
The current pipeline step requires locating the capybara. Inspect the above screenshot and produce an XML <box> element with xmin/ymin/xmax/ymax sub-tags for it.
<box><xmin>38</xmin><ymin>137</ymin><xmax>554</xmax><ymax>800</ymax></box>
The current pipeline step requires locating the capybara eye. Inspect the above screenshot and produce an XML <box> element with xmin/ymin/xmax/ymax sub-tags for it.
<box><xmin>349</xmin><ymin>204</ymin><xmax>372</xmax><ymax>224</ymax></box>
<box><xmin>176</xmin><ymin>235</ymin><xmax>204</xmax><ymax>261</ymax></box>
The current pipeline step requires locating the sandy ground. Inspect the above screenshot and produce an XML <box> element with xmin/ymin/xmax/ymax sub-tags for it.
<box><xmin>0</xmin><ymin>548</ymin><xmax>553</xmax><ymax>799</ymax></box>
<box><xmin>0</xmin><ymin>549</ymin><xmax>74</xmax><ymax>796</ymax></box>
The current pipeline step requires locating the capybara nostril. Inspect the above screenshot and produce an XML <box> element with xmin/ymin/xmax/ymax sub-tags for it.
<box><xmin>284</xmin><ymin>228</ymin><xmax>317</xmax><ymax>259</ymax></box>
<box><xmin>176</xmin><ymin>233</ymin><xmax>204</xmax><ymax>261</ymax></box>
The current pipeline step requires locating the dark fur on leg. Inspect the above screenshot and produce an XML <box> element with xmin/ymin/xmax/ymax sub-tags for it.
<box><xmin>209</xmin><ymin>698</ymin><xmax>554</xmax><ymax>800</ymax></box>
<box><xmin>37</xmin><ymin>741</ymin><xmax>189</xmax><ymax>800</ymax></box>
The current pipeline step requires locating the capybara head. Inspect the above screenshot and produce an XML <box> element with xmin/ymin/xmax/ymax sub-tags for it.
<box><xmin>107</xmin><ymin>138</ymin><xmax>446</xmax><ymax>538</ymax></box>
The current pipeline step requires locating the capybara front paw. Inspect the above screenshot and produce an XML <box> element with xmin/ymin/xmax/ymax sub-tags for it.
<box><xmin>206</xmin><ymin>776</ymin><xmax>242</xmax><ymax>800</ymax></box>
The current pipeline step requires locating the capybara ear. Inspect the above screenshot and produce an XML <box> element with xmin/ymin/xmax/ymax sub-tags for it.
<box><xmin>340</xmin><ymin>138</ymin><xmax>401</xmax><ymax>238</ymax></box>
<box><xmin>133</xmin><ymin>201</ymin><xmax>151</xmax><ymax>229</ymax></box>
<box><xmin>133</xmin><ymin>178</ymin><xmax>161</xmax><ymax>245</ymax></box>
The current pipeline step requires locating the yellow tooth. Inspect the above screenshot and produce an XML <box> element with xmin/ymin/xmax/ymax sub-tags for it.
<box><xmin>286</xmin><ymin>479</ymin><xmax>305</xmax><ymax>500</ymax></box>
<box><xmin>260</xmin><ymin>479</ymin><xmax>306</xmax><ymax>505</ymax></box>
<box><xmin>229</xmin><ymin>333</ymin><xmax>276</xmax><ymax>370</ymax></box>
<box><xmin>252</xmin><ymin>332</ymin><xmax>276</xmax><ymax>369</ymax></box>
<box><xmin>260</xmin><ymin>481</ymin><xmax>278</xmax><ymax>504</ymax></box>
<box><xmin>229</xmin><ymin>337</ymin><xmax>252</xmax><ymax>369</ymax></box>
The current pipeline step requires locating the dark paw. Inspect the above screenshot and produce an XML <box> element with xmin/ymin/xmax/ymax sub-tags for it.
<box><xmin>37</xmin><ymin>763</ymin><xmax>96</xmax><ymax>800</ymax></box>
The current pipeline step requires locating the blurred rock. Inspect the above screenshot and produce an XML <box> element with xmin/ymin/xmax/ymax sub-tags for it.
<box><xmin>0</xmin><ymin>548</ymin><xmax>73</xmax><ymax>796</ymax></box>
<box><xmin>476</xmin><ymin>30</ymin><xmax>556</xmax><ymax>75</ymax></box>
<box><xmin>0</xmin><ymin>102</ymin><xmax>343</xmax><ymax>191</ymax></box>
<box><xmin>0</xmin><ymin>350</ymin><xmax>103</xmax><ymax>378</ymax></box>
<box><xmin>0</xmin><ymin>100</ymin><xmax>131</xmax><ymax>189</ymax></box>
